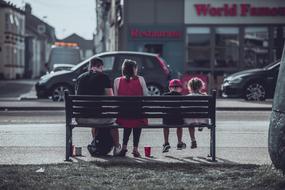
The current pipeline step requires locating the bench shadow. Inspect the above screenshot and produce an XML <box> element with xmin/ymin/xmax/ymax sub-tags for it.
<box><xmin>71</xmin><ymin>156</ymin><xmax>245</xmax><ymax>173</ymax></box>
<box><xmin>72</xmin><ymin>155</ymin><xmax>165</xmax><ymax>164</ymax></box>
<box><xmin>71</xmin><ymin>154</ymin><xmax>237</xmax><ymax>166</ymax></box>
<box><xmin>183</xmin><ymin>156</ymin><xmax>238</xmax><ymax>164</ymax></box>
<box><xmin>163</xmin><ymin>155</ymin><xmax>229</xmax><ymax>164</ymax></box>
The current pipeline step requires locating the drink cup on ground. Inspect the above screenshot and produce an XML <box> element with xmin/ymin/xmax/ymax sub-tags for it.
<box><xmin>144</xmin><ymin>146</ymin><xmax>151</xmax><ymax>157</ymax></box>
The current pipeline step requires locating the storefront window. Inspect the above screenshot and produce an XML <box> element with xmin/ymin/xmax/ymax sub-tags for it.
<box><xmin>214</xmin><ymin>27</ymin><xmax>239</xmax><ymax>68</ymax></box>
<box><xmin>273</xmin><ymin>26</ymin><xmax>285</xmax><ymax>61</ymax></box>
<box><xmin>186</xmin><ymin>27</ymin><xmax>210</xmax><ymax>68</ymax></box>
<box><xmin>244</xmin><ymin>27</ymin><xmax>269</xmax><ymax>68</ymax></box>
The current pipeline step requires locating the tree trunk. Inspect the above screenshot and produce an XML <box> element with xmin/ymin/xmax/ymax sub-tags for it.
<box><xmin>269</xmin><ymin>43</ymin><xmax>285</xmax><ymax>172</ymax></box>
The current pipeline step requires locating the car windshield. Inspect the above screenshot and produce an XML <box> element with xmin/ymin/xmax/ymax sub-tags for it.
<box><xmin>71</xmin><ymin>56</ymin><xmax>94</xmax><ymax>71</ymax></box>
<box><xmin>263</xmin><ymin>60</ymin><xmax>280</xmax><ymax>70</ymax></box>
<box><xmin>70</xmin><ymin>53</ymin><xmax>106</xmax><ymax>71</ymax></box>
<box><xmin>54</xmin><ymin>66</ymin><xmax>72</xmax><ymax>71</ymax></box>
<box><xmin>50</xmin><ymin>47</ymin><xmax>81</xmax><ymax>65</ymax></box>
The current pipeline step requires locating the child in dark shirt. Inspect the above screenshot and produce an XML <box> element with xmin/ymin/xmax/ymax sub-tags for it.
<box><xmin>162</xmin><ymin>79</ymin><xmax>186</xmax><ymax>153</ymax></box>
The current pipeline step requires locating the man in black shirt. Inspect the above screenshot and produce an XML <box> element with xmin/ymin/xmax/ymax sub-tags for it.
<box><xmin>76</xmin><ymin>60</ymin><xmax>111</xmax><ymax>96</ymax></box>
<box><xmin>76</xmin><ymin>57</ymin><xmax>121</xmax><ymax>156</ymax></box>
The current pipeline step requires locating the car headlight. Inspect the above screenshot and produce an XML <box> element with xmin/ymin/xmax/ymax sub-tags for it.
<box><xmin>229</xmin><ymin>77</ymin><xmax>243</xmax><ymax>84</ymax></box>
<box><xmin>38</xmin><ymin>75</ymin><xmax>50</xmax><ymax>84</ymax></box>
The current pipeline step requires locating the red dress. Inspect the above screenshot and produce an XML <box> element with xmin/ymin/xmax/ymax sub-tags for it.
<box><xmin>116</xmin><ymin>77</ymin><xmax>148</xmax><ymax>128</ymax></box>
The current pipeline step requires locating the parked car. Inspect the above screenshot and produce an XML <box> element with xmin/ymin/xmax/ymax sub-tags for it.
<box><xmin>221</xmin><ymin>60</ymin><xmax>280</xmax><ymax>101</ymax></box>
<box><xmin>36</xmin><ymin>51</ymin><xmax>172</xmax><ymax>101</ymax></box>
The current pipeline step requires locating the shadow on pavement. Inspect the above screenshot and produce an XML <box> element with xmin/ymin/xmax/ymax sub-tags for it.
<box><xmin>71</xmin><ymin>154</ymin><xmax>238</xmax><ymax>166</ymax></box>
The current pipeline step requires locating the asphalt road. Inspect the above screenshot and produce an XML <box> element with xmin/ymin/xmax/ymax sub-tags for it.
<box><xmin>0</xmin><ymin>110</ymin><xmax>272</xmax><ymax>165</ymax></box>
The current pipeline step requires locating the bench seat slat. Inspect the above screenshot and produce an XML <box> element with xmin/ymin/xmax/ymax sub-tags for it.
<box><xmin>141</xmin><ymin>101</ymin><xmax>209</xmax><ymax>106</ymax></box>
<box><xmin>70</xmin><ymin>123</ymin><xmax>213</xmax><ymax>129</ymax></box>
<box><xmin>71</xmin><ymin>101</ymin><xmax>210</xmax><ymax>107</ymax></box>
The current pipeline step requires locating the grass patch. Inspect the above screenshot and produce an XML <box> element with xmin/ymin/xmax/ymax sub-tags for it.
<box><xmin>0</xmin><ymin>161</ymin><xmax>284</xmax><ymax>190</ymax></box>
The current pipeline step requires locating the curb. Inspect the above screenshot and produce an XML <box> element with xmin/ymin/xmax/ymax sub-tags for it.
<box><xmin>0</xmin><ymin>107</ymin><xmax>65</xmax><ymax>111</ymax></box>
<box><xmin>19</xmin><ymin>97</ymin><xmax>38</xmax><ymax>101</ymax></box>
<box><xmin>216</xmin><ymin>107</ymin><xmax>272</xmax><ymax>111</ymax></box>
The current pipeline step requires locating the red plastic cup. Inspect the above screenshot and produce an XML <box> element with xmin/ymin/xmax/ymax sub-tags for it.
<box><xmin>144</xmin><ymin>146</ymin><xmax>151</xmax><ymax>157</ymax></box>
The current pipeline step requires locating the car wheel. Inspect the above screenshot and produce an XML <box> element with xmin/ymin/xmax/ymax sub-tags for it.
<box><xmin>147</xmin><ymin>84</ymin><xmax>162</xmax><ymax>96</ymax></box>
<box><xmin>244</xmin><ymin>82</ymin><xmax>266</xmax><ymax>101</ymax></box>
<box><xmin>51</xmin><ymin>84</ymin><xmax>72</xmax><ymax>102</ymax></box>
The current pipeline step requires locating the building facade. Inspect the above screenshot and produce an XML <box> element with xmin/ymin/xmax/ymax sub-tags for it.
<box><xmin>184</xmin><ymin>0</ymin><xmax>285</xmax><ymax>90</ymax></box>
<box><xmin>95</xmin><ymin>0</ymin><xmax>111</xmax><ymax>53</ymax></box>
<box><xmin>0</xmin><ymin>0</ymin><xmax>25</xmax><ymax>79</ymax></box>
<box><xmin>25</xmin><ymin>3</ymin><xmax>56</xmax><ymax>79</ymax></box>
<box><xmin>96</xmin><ymin>0</ymin><xmax>285</xmax><ymax>91</ymax></box>
<box><xmin>0</xmin><ymin>2</ymin><xmax>55</xmax><ymax>79</ymax></box>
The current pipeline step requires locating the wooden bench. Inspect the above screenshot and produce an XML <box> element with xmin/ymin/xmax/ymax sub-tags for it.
<box><xmin>65</xmin><ymin>90</ymin><xmax>217</xmax><ymax>161</ymax></box>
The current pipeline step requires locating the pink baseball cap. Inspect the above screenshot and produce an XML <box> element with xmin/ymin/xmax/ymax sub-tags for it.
<box><xmin>169</xmin><ymin>79</ymin><xmax>183</xmax><ymax>88</ymax></box>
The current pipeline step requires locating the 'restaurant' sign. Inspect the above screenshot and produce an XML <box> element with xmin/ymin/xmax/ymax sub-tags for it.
<box><xmin>130</xmin><ymin>29</ymin><xmax>182</xmax><ymax>39</ymax></box>
<box><xmin>194</xmin><ymin>4</ymin><xmax>285</xmax><ymax>17</ymax></box>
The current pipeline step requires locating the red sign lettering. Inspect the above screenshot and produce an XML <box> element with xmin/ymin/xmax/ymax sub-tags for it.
<box><xmin>240</xmin><ymin>4</ymin><xmax>249</xmax><ymax>16</ymax></box>
<box><xmin>194</xmin><ymin>3</ymin><xmax>285</xmax><ymax>17</ymax></box>
<box><xmin>131</xmin><ymin>29</ymin><xmax>139</xmax><ymax>38</ymax></box>
<box><xmin>130</xmin><ymin>29</ymin><xmax>182</xmax><ymax>39</ymax></box>
<box><xmin>194</xmin><ymin>4</ymin><xmax>209</xmax><ymax>16</ymax></box>
<box><xmin>194</xmin><ymin>4</ymin><xmax>237</xmax><ymax>16</ymax></box>
<box><xmin>249</xmin><ymin>6</ymin><xmax>285</xmax><ymax>16</ymax></box>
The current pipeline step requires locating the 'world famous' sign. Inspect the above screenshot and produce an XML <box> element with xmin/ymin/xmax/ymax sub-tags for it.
<box><xmin>194</xmin><ymin>3</ymin><xmax>285</xmax><ymax>17</ymax></box>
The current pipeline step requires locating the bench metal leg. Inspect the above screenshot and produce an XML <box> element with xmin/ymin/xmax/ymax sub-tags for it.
<box><xmin>65</xmin><ymin>125</ymin><xmax>72</xmax><ymax>161</ymax></box>
<box><xmin>210</xmin><ymin>126</ymin><xmax>216</xmax><ymax>162</ymax></box>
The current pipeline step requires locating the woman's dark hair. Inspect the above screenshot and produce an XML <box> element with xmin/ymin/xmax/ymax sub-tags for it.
<box><xmin>188</xmin><ymin>77</ymin><xmax>204</xmax><ymax>92</ymax></box>
<box><xmin>121</xmin><ymin>59</ymin><xmax>137</xmax><ymax>81</ymax></box>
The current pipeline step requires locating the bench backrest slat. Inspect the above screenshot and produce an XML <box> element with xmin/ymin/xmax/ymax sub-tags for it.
<box><xmin>72</xmin><ymin>101</ymin><xmax>210</xmax><ymax>107</ymax></box>
<box><xmin>72</xmin><ymin>112</ymin><xmax>211</xmax><ymax>119</ymax></box>
<box><xmin>69</xmin><ymin>95</ymin><xmax>212</xmax><ymax>101</ymax></box>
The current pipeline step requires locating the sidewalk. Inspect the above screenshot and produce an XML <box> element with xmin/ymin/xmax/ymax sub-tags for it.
<box><xmin>0</xmin><ymin>146</ymin><xmax>270</xmax><ymax>165</ymax></box>
<box><xmin>0</xmin><ymin>122</ymin><xmax>270</xmax><ymax>165</ymax></box>
<box><xmin>0</xmin><ymin>98</ymin><xmax>273</xmax><ymax>111</ymax></box>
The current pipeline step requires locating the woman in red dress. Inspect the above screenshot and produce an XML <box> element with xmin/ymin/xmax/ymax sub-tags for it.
<box><xmin>114</xmin><ymin>59</ymin><xmax>149</xmax><ymax>157</ymax></box>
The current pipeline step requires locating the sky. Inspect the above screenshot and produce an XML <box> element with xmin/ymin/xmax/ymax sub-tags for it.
<box><xmin>6</xmin><ymin>0</ymin><xmax>96</xmax><ymax>40</ymax></box>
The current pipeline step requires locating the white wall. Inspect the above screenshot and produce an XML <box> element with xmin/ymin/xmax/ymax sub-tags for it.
<box><xmin>0</xmin><ymin>8</ymin><xmax>25</xmax><ymax>79</ymax></box>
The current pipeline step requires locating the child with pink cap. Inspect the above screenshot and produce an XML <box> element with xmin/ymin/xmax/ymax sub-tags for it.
<box><xmin>162</xmin><ymin>79</ymin><xmax>186</xmax><ymax>153</ymax></box>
